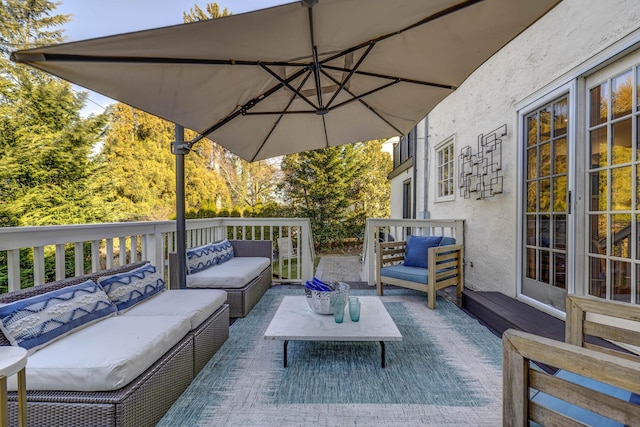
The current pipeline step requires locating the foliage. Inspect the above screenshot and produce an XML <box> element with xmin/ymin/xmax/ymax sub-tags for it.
<box><xmin>0</xmin><ymin>0</ymin><xmax>112</xmax><ymax>226</ymax></box>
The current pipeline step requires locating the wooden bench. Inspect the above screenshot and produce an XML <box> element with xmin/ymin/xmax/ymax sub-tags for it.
<box><xmin>376</xmin><ymin>238</ymin><xmax>463</xmax><ymax>309</ymax></box>
<box><xmin>503</xmin><ymin>295</ymin><xmax>640</xmax><ymax>426</ymax></box>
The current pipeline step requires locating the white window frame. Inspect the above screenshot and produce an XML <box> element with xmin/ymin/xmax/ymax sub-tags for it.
<box><xmin>434</xmin><ymin>136</ymin><xmax>456</xmax><ymax>202</ymax></box>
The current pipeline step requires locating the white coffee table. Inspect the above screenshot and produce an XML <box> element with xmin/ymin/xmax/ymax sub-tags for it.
<box><xmin>264</xmin><ymin>296</ymin><xmax>402</xmax><ymax>368</ymax></box>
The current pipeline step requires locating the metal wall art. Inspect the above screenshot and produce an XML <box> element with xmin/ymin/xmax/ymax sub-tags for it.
<box><xmin>458</xmin><ymin>124</ymin><xmax>506</xmax><ymax>199</ymax></box>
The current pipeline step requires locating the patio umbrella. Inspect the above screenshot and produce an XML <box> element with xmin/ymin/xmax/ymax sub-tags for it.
<box><xmin>11</xmin><ymin>0</ymin><xmax>560</xmax><ymax>286</ymax></box>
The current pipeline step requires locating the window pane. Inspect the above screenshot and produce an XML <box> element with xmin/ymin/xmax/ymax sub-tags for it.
<box><xmin>554</xmin><ymin>253</ymin><xmax>566</xmax><ymax>289</ymax></box>
<box><xmin>589</xmin><ymin>257</ymin><xmax>606</xmax><ymax>298</ymax></box>
<box><xmin>527</xmin><ymin>148</ymin><xmax>537</xmax><ymax>180</ymax></box>
<box><xmin>611</xmin><ymin>70</ymin><xmax>632</xmax><ymax>119</ymax></box>
<box><xmin>553</xmin><ymin>176</ymin><xmax>567</xmax><ymax>212</ymax></box>
<box><xmin>553</xmin><ymin>98</ymin><xmax>568</xmax><ymax>137</ymax></box>
<box><xmin>540</xmin><ymin>215</ymin><xmax>550</xmax><ymax>248</ymax></box>
<box><xmin>540</xmin><ymin>106</ymin><xmax>551</xmax><ymax>141</ymax></box>
<box><xmin>539</xmin><ymin>179</ymin><xmax>550</xmax><ymax>211</ymax></box>
<box><xmin>527</xmin><ymin>182</ymin><xmax>537</xmax><ymax>212</ymax></box>
<box><xmin>590</xmin><ymin>127</ymin><xmax>607</xmax><ymax>169</ymax></box>
<box><xmin>637</xmin><ymin>215</ymin><xmax>640</xmax><ymax>260</ymax></box>
<box><xmin>611</xmin><ymin>214</ymin><xmax>631</xmax><ymax>258</ymax></box>
<box><xmin>527</xmin><ymin>114</ymin><xmax>538</xmax><ymax>146</ymax></box>
<box><xmin>612</xmin><ymin>260</ymin><xmax>631</xmax><ymax>302</ymax></box>
<box><xmin>553</xmin><ymin>138</ymin><xmax>567</xmax><ymax>174</ymax></box>
<box><xmin>590</xmin><ymin>83</ymin><xmax>608</xmax><ymax>126</ymax></box>
<box><xmin>554</xmin><ymin>215</ymin><xmax>566</xmax><ymax>250</ymax></box>
<box><xmin>540</xmin><ymin>142</ymin><xmax>551</xmax><ymax>177</ymax></box>
<box><xmin>612</xmin><ymin>118</ymin><xmax>632</xmax><ymax>165</ymax></box>
<box><xmin>590</xmin><ymin>171</ymin><xmax>607</xmax><ymax>211</ymax></box>
<box><xmin>611</xmin><ymin>166</ymin><xmax>632</xmax><ymax>211</ymax></box>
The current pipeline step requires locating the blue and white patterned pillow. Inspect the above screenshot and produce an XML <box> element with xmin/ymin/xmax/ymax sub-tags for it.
<box><xmin>186</xmin><ymin>243</ymin><xmax>218</xmax><ymax>274</ymax></box>
<box><xmin>0</xmin><ymin>280</ymin><xmax>117</xmax><ymax>355</ymax></box>
<box><xmin>212</xmin><ymin>239</ymin><xmax>234</xmax><ymax>265</ymax></box>
<box><xmin>98</xmin><ymin>263</ymin><xmax>165</xmax><ymax>312</ymax></box>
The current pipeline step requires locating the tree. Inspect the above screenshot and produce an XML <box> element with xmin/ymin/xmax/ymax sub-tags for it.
<box><xmin>183</xmin><ymin>2</ymin><xmax>230</xmax><ymax>22</ymax></box>
<box><xmin>0</xmin><ymin>0</ymin><xmax>110</xmax><ymax>226</ymax></box>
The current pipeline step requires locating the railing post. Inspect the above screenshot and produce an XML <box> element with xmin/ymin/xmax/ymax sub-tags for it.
<box><xmin>7</xmin><ymin>249</ymin><xmax>20</xmax><ymax>292</ymax></box>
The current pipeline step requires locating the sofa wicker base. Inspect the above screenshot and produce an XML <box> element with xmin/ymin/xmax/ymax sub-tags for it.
<box><xmin>1</xmin><ymin>263</ymin><xmax>231</xmax><ymax>427</ymax></box>
<box><xmin>226</xmin><ymin>265</ymin><xmax>272</xmax><ymax>318</ymax></box>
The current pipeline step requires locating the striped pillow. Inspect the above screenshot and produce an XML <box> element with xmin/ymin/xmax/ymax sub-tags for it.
<box><xmin>186</xmin><ymin>243</ymin><xmax>218</xmax><ymax>274</ymax></box>
<box><xmin>0</xmin><ymin>280</ymin><xmax>117</xmax><ymax>355</ymax></box>
<box><xmin>212</xmin><ymin>239</ymin><xmax>234</xmax><ymax>265</ymax></box>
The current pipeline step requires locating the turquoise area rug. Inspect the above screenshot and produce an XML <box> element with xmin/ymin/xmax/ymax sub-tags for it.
<box><xmin>157</xmin><ymin>287</ymin><xmax>503</xmax><ymax>426</ymax></box>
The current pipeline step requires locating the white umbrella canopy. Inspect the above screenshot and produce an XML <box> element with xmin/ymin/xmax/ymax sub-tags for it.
<box><xmin>12</xmin><ymin>0</ymin><xmax>560</xmax><ymax>162</ymax></box>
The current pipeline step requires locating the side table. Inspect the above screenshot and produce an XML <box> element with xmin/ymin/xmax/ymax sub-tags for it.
<box><xmin>0</xmin><ymin>347</ymin><xmax>27</xmax><ymax>427</ymax></box>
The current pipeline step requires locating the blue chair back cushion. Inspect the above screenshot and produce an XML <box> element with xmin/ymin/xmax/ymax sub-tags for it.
<box><xmin>404</xmin><ymin>235</ymin><xmax>443</xmax><ymax>269</ymax></box>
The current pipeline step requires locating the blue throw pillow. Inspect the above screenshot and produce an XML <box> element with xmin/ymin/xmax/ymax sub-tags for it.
<box><xmin>404</xmin><ymin>235</ymin><xmax>443</xmax><ymax>269</ymax></box>
<box><xmin>212</xmin><ymin>239</ymin><xmax>234</xmax><ymax>265</ymax></box>
<box><xmin>98</xmin><ymin>263</ymin><xmax>165</xmax><ymax>312</ymax></box>
<box><xmin>186</xmin><ymin>243</ymin><xmax>218</xmax><ymax>274</ymax></box>
<box><xmin>0</xmin><ymin>280</ymin><xmax>117</xmax><ymax>355</ymax></box>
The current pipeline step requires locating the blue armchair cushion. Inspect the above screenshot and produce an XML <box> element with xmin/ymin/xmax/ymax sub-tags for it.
<box><xmin>0</xmin><ymin>280</ymin><xmax>117</xmax><ymax>355</ymax></box>
<box><xmin>404</xmin><ymin>235</ymin><xmax>443</xmax><ymax>269</ymax></box>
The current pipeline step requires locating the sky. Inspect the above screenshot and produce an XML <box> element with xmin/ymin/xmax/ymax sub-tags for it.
<box><xmin>55</xmin><ymin>0</ymin><xmax>291</xmax><ymax>115</ymax></box>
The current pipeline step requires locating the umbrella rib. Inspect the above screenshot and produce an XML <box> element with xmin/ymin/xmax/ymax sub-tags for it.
<box><xmin>322</xmin><ymin>65</ymin><xmax>455</xmax><ymax>90</ymax></box>
<box><xmin>251</xmin><ymin>72</ymin><xmax>313</xmax><ymax>162</ymax></box>
<box><xmin>322</xmin><ymin>70</ymin><xmax>403</xmax><ymax>135</ymax></box>
<box><xmin>187</xmin><ymin>66</ymin><xmax>311</xmax><ymax>149</ymax></box>
<box><xmin>12</xmin><ymin>52</ymin><xmax>310</xmax><ymax>68</ymax></box>
<box><xmin>325</xmin><ymin>42</ymin><xmax>375</xmax><ymax>109</ymax></box>
<box><xmin>259</xmin><ymin>64</ymin><xmax>318</xmax><ymax>111</ymax></box>
<box><xmin>325</xmin><ymin>79</ymin><xmax>400</xmax><ymax>110</ymax></box>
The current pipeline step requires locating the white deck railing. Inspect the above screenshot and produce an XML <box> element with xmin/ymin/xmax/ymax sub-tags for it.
<box><xmin>362</xmin><ymin>218</ymin><xmax>465</xmax><ymax>285</ymax></box>
<box><xmin>0</xmin><ymin>218</ymin><xmax>314</xmax><ymax>293</ymax></box>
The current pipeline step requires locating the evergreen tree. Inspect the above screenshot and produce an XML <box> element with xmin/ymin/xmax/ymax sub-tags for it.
<box><xmin>0</xmin><ymin>0</ymin><xmax>110</xmax><ymax>226</ymax></box>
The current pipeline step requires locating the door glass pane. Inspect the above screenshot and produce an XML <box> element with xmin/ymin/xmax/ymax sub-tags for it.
<box><xmin>540</xmin><ymin>179</ymin><xmax>550</xmax><ymax>211</ymax></box>
<box><xmin>589</xmin><ymin>214</ymin><xmax>606</xmax><ymax>255</ymax></box>
<box><xmin>554</xmin><ymin>215</ymin><xmax>567</xmax><ymax>249</ymax></box>
<box><xmin>611</xmin><ymin>70</ymin><xmax>632</xmax><ymax>119</ymax></box>
<box><xmin>554</xmin><ymin>98</ymin><xmax>568</xmax><ymax>136</ymax></box>
<box><xmin>527</xmin><ymin>148</ymin><xmax>537</xmax><ymax>179</ymax></box>
<box><xmin>611</xmin><ymin>214</ymin><xmax>631</xmax><ymax>258</ymax></box>
<box><xmin>637</xmin><ymin>215</ymin><xmax>640</xmax><ymax>260</ymax></box>
<box><xmin>540</xmin><ymin>215</ymin><xmax>550</xmax><ymax>247</ymax></box>
<box><xmin>589</xmin><ymin>257</ymin><xmax>606</xmax><ymax>298</ymax></box>
<box><xmin>590</xmin><ymin>171</ymin><xmax>607</xmax><ymax>211</ymax></box>
<box><xmin>590</xmin><ymin>82</ymin><xmax>608</xmax><ymax>126</ymax></box>
<box><xmin>539</xmin><ymin>250</ymin><xmax>550</xmax><ymax>283</ymax></box>
<box><xmin>527</xmin><ymin>182</ymin><xmax>537</xmax><ymax>212</ymax></box>
<box><xmin>527</xmin><ymin>215</ymin><xmax>536</xmax><ymax>245</ymax></box>
<box><xmin>554</xmin><ymin>253</ymin><xmax>566</xmax><ymax>289</ymax></box>
<box><xmin>554</xmin><ymin>176</ymin><xmax>567</xmax><ymax>211</ymax></box>
<box><xmin>612</xmin><ymin>261</ymin><xmax>631</xmax><ymax>302</ymax></box>
<box><xmin>540</xmin><ymin>106</ymin><xmax>551</xmax><ymax>141</ymax></box>
<box><xmin>527</xmin><ymin>114</ymin><xmax>538</xmax><ymax>146</ymax></box>
<box><xmin>540</xmin><ymin>142</ymin><xmax>551</xmax><ymax>176</ymax></box>
<box><xmin>553</xmin><ymin>138</ymin><xmax>567</xmax><ymax>174</ymax></box>
<box><xmin>590</xmin><ymin>127</ymin><xmax>607</xmax><ymax>168</ymax></box>
<box><xmin>526</xmin><ymin>248</ymin><xmax>536</xmax><ymax>279</ymax></box>
<box><xmin>611</xmin><ymin>166</ymin><xmax>632</xmax><ymax>210</ymax></box>
<box><xmin>612</xmin><ymin>118</ymin><xmax>632</xmax><ymax>164</ymax></box>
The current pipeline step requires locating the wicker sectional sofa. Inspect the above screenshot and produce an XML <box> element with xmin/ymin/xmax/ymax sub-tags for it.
<box><xmin>0</xmin><ymin>261</ymin><xmax>230</xmax><ymax>427</ymax></box>
<box><xmin>169</xmin><ymin>239</ymin><xmax>273</xmax><ymax>318</ymax></box>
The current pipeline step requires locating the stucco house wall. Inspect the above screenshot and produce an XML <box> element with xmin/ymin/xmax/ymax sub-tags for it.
<box><xmin>423</xmin><ymin>0</ymin><xmax>640</xmax><ymax>297</ymax></box>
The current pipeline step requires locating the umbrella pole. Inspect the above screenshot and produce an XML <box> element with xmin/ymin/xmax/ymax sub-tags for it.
<box><xmin>174</xmin><ymin>124</ymin><xmax>187</xmax><ymax>289</ymax></box>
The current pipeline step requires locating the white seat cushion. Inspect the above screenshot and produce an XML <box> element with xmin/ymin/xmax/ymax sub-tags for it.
<box><xmin>7</xmin><ymin>315</ymin><xmax>190</xmax><ymax>392</ymax></box>
<box><xmin>186</xmin><ymin>257</ymin><xmax>270</xmax><ymax>289</ymax></box>
<box><xmin>123</xmin><ymin>289</ymin><xmax>227</xmax><ymax>330</ymax></box>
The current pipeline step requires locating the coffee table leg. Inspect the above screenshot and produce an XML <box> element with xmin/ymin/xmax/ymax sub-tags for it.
<box><xmin>283</xmin><ymin>340</ymin><xmax>288</xmax><ymax>368</ymax></box>
<box><xmin>380</xmin><ymin>341</ymin><xmax>386</xmax><ymax>368</ymax></box>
